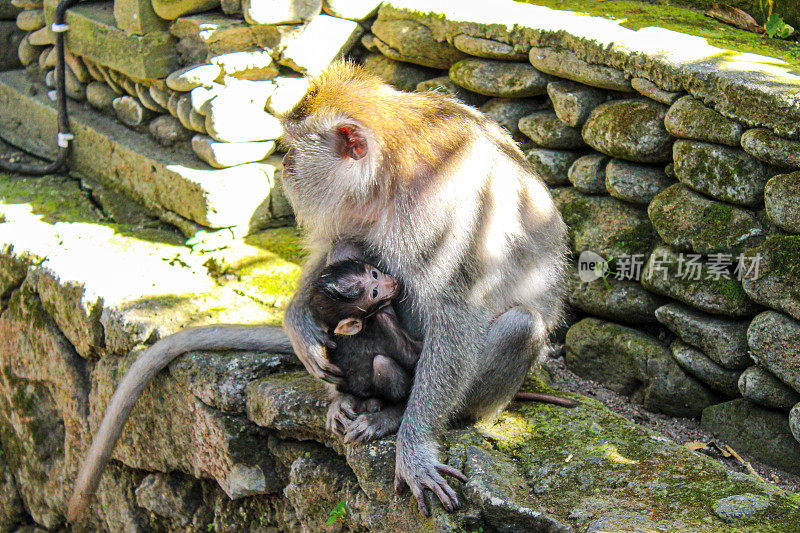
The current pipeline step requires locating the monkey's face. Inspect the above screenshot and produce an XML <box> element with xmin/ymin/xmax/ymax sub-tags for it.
<box><xmin>361</xmin><ymin>264</ymin><xmax>399</xmax><ymax>311</ymax></box>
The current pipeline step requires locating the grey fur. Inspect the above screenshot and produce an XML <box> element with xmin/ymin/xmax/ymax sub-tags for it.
<box><xmin>281</xmin><ymin>65</ymin><xmax>568</xmax><ymax>516</ymax></box>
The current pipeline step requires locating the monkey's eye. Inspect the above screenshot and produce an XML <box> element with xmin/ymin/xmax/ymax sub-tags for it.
<box><xmin>371</xmin><ymin>269</ymin><xmax>378</xmax><ymax>279</ymax></box>
<box><xmin>372</xmin><ymin>288</ymin><xmax>378</xmax><ymax>298</ymax></box>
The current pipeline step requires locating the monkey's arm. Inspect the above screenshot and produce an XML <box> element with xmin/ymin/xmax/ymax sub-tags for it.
<box><xmin>374</xmin><ymin>306</ymin><xmax>422</xmax><ymax>368</ymax></box>
<box><xmin>68</xmin><ymin>324</ymin><xmax>291</xmax><ymax>522</ymax></box>
<box><xmin>394</xmin><ymin>303</ymin><xmax>476</xmax><ymax>516</ymax></box>
<box><xmin>285</xmin><ymin>246</ymin><xmax>345</xmax><ymax>384</ymax></box>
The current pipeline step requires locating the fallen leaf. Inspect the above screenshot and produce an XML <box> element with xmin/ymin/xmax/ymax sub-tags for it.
<box><xmin>726</xmin><ymin>445</ymin><xmax>746</xmax><ymax>464</ymax></box>
<box><xmin>565</xmin><ymin>454</ymin><xmax>573</xmax><ymax>463</ymax></box>
<box><xmin>605</xmin><ymin>446</ymin><xmax>639</xmax><ymax>465</ymax></box>
<box><xmin>706</xmin><ymin>3</ymin><xmax>765</xmax><ymax>34</ymax></box>
<box><xmin>684</xmin><ymin>441</ymin><xmax>710</xmax><ymax>451</ymax></box>
<box><xmin>745</xmin><ymin>462</ymin><xmax>767</xmax><ymax>483</ymax></box>
<box><xmin>711</xmin><ymin>441</ymin><xmax>731</xmax><ymax>457</ymax></box>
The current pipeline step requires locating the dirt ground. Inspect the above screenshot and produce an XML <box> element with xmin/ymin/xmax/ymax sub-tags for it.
<box><xmin>543</xmin><ymin>348</ymin><xmax>800</xmax><ymax>494</ymax></box>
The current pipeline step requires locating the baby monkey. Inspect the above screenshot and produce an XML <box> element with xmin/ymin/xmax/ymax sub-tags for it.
<box><xmin>310</xmin><ymin>259</ymin><xmax>421</xmax><ymax>440</ymax></box>
<box><xmin>310</xmin><ymin>258</ymin><xmax>576</xmax><ymax>443</ymax></box>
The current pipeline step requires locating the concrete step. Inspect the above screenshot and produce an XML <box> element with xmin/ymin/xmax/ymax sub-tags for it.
<box><xmin>0</xmin><ymin>69</ymin><xmax>291</xmax><ymax>236</ymax></box>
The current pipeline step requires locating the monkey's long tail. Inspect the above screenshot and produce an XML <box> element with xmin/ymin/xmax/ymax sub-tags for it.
<box><xmin>514</xmin><ymin>391</ymin><xmax>577</xmax><ymax>408</ymax></box>
<box><xmin>67</xmin><ymin>324</ymin><xmax>293</xmax><ymax>523</ymax></box>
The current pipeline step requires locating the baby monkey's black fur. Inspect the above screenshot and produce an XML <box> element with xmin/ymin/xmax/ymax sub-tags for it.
<box><xmin>310</xmin><ymin>259</ymin><xmax>422</xmax><ymax>409</ymax></box>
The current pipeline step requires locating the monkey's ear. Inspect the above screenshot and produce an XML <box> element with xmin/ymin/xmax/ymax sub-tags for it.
<box><xmin>334</xmin><ymin>318</ymin><xmax>363</xmax><ymax>336</ymax></box>
<box><xmin>336</xmin><ymin>124</ymin><xmax>367</xmax><ymax>160</ymax></box>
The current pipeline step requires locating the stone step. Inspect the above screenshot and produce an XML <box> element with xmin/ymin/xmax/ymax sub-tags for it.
<box><xmin>0</xmin><ymin>69</ymin><xmax>291</xmax><ymax>236</ymax></box>
<box><xmin>42</xmin><ymin>0</ymin><xmax>177</xmax><ymax>80</ymax></box>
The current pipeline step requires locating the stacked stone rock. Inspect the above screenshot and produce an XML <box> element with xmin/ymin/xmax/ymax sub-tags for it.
<box><xmin>358</xmin><ymin>10</ymin><xmax>800</xmax><ymax>474</ymax></box>
<box><xmin>12</xmin><ymin>0</ymin><xmax>376</xmax><ymax>168</ymax></box>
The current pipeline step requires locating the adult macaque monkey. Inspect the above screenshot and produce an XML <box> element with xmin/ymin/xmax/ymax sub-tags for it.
<box><xmin>281</xmin><ymin>62</ymin><xmax>568</xmax><ymax>516</ymax></box>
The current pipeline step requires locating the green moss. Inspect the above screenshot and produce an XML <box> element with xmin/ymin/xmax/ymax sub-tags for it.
<box><xmin>245</xmin><ymin>227</ymin><xmax>307</xmax><ymax>265</ymax></box>
<box><xmin>607</xmin><ymin>220</ymin><xmax>656</xmax><ymax>255</ymax></box>
<box><xmin>746</xmin><ymin>234</ymin><xmax>800</xmax><ymax>298</ymax></box>
<box><xmin>517</xmin><ymin>0</ymin><xmax>800</xmax><ymax>68</ymax></box>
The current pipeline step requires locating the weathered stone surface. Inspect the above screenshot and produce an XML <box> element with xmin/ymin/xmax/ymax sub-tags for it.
<box><xmin>741</xmin><ymin>235</ymin><xmax>800</xmax><ymax>321</ymax></box>
<box><xmin>764</xmin><ymin>171</ymin><xmax>800</xmax><ymax>234</ymax></box>
<box><xmin>15</xmin><ymin>8</ymin><xmax>42</xmax><ymax>30</ymax></box>
<box><xmin>85</xmin><ymin>81</ymin><xmax>116</xmax><ymax>111</ymax></box>
<box><xmin>205</xmin><ymin>89</ymin><xmax>282</xmax><ymax>143</ymax></box>
<box><xmin>748</xmin><ymin>311</ymin><xmax>800</xmax><ymax>395</ymax></box>
<box><xmin>712</xmin><ymin>494</ymin><xmax>771</xmax><ymax>522</ymax></box>
<box><xmin>0</xmin><ymin>454</ymin><xmax>24</xmax><ymax>530</ymax></box>
<box><xmin>792</xmin><ymin>404</ymin><xmax>800</xmax><ymax>445</ymax></box>
<box><xmin>323</xmin><ymin>0</ymin><xmax>379</xmax><ymax>20</ymax></box>
<box><xmin>134</xmin><ymin>83</ymin><xmax>166</xmax><ymax>113</ymax></box>
<box><xmin>565</xmin><ymin>318</ymin><xmax>717</xmax><ymax>417</ymax></box>
<box><xmin>170</xmin><ymin>13</ymin><xmax>281</xmax><ymax>60</ymax></box>
<box><xmin>265</xmin><ymin>75</ymin><xmax>309</xmax><ymax>115</ymax></box>
<box><xmin>567</xmin><ymin>268</ymin><xmax>664</xmax><ymax>324</ymax></box>
<box><xmin>0</xmin><ymin>70</ymin><xmax>286</xmax><ymax>233</ymax></box>
<box><xmin>523</xmin><ymin>148</ymin><xmax>581</xmax><ymax>186</ymax></box>
<box><xmin>655</xmin><ymin>303</ymin><xmax>751</xmax><ymax>370</ymax></box>
<box><xmin>361</xmin><ymin>52</ymin><xmax>436</xmax><ymax>92</ymax></box>
<box><xmin>480</xmin><ymin>97</ymin><xmax>544</xmax><ymax>136</ymax></box>
<box><xmin>546</xmin><ymin>80</ymin><xmax>607</xmax><ymax>127</ymax></box>
<box><xmin>582</xmin><ymin>99</ymin><xmax>673</xmax><ymax>163</ymax></box>
<box><xmin>415</xmin><ymin>76</ymin><xmax>487</xmax><ymax>107</ymax></box>
<box><xmin>741</xmin><ymin>128</ymin><xmax>800</xmax><ymax>169</ymax></box>
<box><xmin>148</xmin><ymin>114</ymin><xmax>190</xmax><ymax>146</ymax></box>
<box><xmin>519</xmin><ymin>109</ymin><xmax>585</xmax><ymax>149</ymax></box>
<box><xmin>372</xmin><ymin>14</ymin><xmax>466</xmax><ymax>69</ymax></box>
<box><xmin>152</xmin><ymin>0</ymin><xmax>219</xmax><ymax>20</ymax></box>
<box><xmin>530</xmin><ymin>46</ymin><xmax>633</xmax><ymax>92</ymax></box>
<box><xmin>605</xmin><ymin>159</ymin><xmax>671</xmax><ymax>205</ymax></box>
<box><xmin>176</xmin><ymin>93</ymin><xmax>196</xmax><ymax>131</ymax></box>
<box><xmin>27</xmin><ymin>24</ymin><xmax>51</xmax><ymax>45</ymax></box>
<box><xmin>192</xmin><ymin>135</ymin><xmax>276</xmax><ymax>169</ymax></box>
<box><xmin>134</xmin><ymin>473</ymin><xmax>202</xmax><ymax>526</ymax></box>
<box><xmin>16</xmin><ymin>34</ymin><xmax>40</xmax><ymax>66</ymax></box>
<box><xmin>738</xmin><ymin>366</ymin><xmax>800</xmax><ymax>411</ymax></box>
<box><xmin>65</xmin><ymin>53</ymin><xmax>90</xmax><ymax>83</ymax></box>
<box><xmin>630</xmin><ymin>77</ymin><xmax>681</xmax><ymax>105</ymax></box>
<box><xmin>664</xmin><ymin>96</ymin><xmax>743</xmax><ymax>146</ymax></box>
<box><xmin>673</xmin><ymin>141</ymin><xmax>774</xmax><ymax>207</ymax></box>
<box><xmin>552</xmin><ymin>187</ymin><xmax>656</xmax><ymax>259</ymax></box>
<box><xmin>642</xmin><ymin>245</ymin><xmax>759</xmax><ymax>317</ymax></box>
<box><xmin>671</xmin><ymin>339</ymin><xmax>741</xmax><ymax>397</ymax></box>
<box><xmin>243</xmin><ymin>0</ymin><xmax>320</xmax><ymax>25</ymax></box>
<box><xmin>452</xmin><ymin>33</ymin><xmax>527</xmax><ymax>61</ymax></box>
<box><xmin>115</xmin><ymin>0</ymin><xmax>166</xmax><ymax>34</ymax></box>
<box><xmin>112</xmin><ymin>95</ymin><xmax>154</xmax><ymax>128</ymax></box>
<box><xmin>702</xmin><ymin>399</ymin><xmax>800</xmax><ymax>475</ymax></box>
<box><xmin>44</xmin><ymin>2</ymin><xmax>178</xmax><ymax>80</ymax></box>
<box><xmin>166</xmin><ymin>63</ymin><xmax>220</xmax><ymax>91</ymax></box>
<box><xmin>568</xmin><ymin>153</ymin><xmax>607</xmax><ymax>194</ymax></box>
<box><xmin>209</xmin><ymin>50</ymin><xmax>279</xmax><ymax>81</ymax></box>
<box><xmin>2</xmin><ymin>0</ymin><xmax>23</xmax><ymax>15</ymax></box>
<box><xmin>449</xmin><ymin>58</ymin><xmax>548</xmax><ymax>98</ymax></box>
<box><xmin>278</xmin><ymin>14</ymin><xmax>362</xmax><ymax>76</ymax></box>
<box><xmin>648</xmin><ymin>184</ymin><xmax>765</xmax><ymax>255</ymax></box>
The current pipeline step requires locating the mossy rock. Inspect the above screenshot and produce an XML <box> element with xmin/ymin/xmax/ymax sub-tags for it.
<box><xmin>648</xmin><ymin>183</ymin><xmax>766</xmax><ymax>255</ymax></box>
<box><xmin>747</xmin><ymin>310</ymin><xmax>800</xmax><ymax>395</ymax></box>
<box><xmin>642</xmin><ymin>244</ymin><xmax>759</xmax><ymax>317</ymax></box>
<box><xmin>566</xmin><ymin>265</ymin><xmax>665</xmax><ymax>323</ymax></box>
<box><xmin>741</xmin><ymin>234</ymin><xmax>800</xmax><ymax>320</ymax></box>
<box><xmin>673</xmin><ymin>141</ymin><xmax>774</xmax><ymax>207</ymax></box>
<box><xmin>664</xmin><ymin>95</ymin><xmax>743</xmax><ymax>146</ymax></box>
<box><xmin>764</xmin><ymin>171</ymin><xmax>800</xmax><ymax>234</ymax></box>
<box><xmin>581</xmin><ymin>99</ymin><xmax>673</xmax><ymax>163</ymax></box>
<box><xmin>552</xmin><ymin>187</ymin><xmax>657</xmax><ymax>260</ymax></box>
<box><xmin>449</xmin><ymin>58</ymin><xmax>549</xmax><ymax>98</ymax></box>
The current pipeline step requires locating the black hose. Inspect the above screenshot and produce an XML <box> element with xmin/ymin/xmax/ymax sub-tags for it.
<box><xmin>0</xmin><ymin>0</ymin><xmax>82</xmax><ymax>175</ymax></box>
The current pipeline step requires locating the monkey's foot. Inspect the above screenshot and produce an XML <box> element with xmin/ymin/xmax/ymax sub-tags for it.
<box><xmin>394</xmin><ymin>443</ymin><xmax>467</xmax><ymax>516</ymax></box>
<box><xmin>325</xmin><ymin>394</ymin><xmax>358</xmax><ymax>437</ymax></box>
<box><xmin>343</xmin><ymin>407</ymin><xmax>402</xmax><ymax>444</ymax></box>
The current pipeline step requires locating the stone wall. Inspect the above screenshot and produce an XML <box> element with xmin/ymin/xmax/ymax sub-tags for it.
<box><xmin>1</xmin><ymin>0</ymin><xmax>800</xmax><ymax>530</ymax></box>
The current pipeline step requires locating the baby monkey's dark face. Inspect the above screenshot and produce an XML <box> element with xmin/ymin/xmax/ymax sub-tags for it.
<box><xmin>312</xmin><ymin>259</ymin><xmax>399</xmax><ymax>334</ymax></box>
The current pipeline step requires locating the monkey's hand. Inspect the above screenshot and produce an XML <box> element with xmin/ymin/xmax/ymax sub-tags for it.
<box><xmin>344</xmin><ymin>404</ymin><xmax>404</xmax><ymax>444</ymax></box>
<box><xmin>326</xmin><ymin>393</ymin><xmax>359</xmax><ymax>436</ymax></box>
<box><xmin>285</xmin><ymin>298</ymin><xmax>344</xmax><ymax>385</ymax></box>
<box><xmin>394</xmin><ymin>438</ymin><xmax>466</xmax><ymax>516</ymax></box>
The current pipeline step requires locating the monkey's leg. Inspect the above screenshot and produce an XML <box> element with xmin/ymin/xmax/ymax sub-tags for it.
<box><xmin>459</xmin><ymin>306</ymin><xmax>545</xmax><ymax>420</ymax></box>
<box><xmin>372</xmin><ymin>354</ymin><xmax>412</xmax><ymax>403</ymax></box>
<box><xmin>344</xmin><ymin>404</ymin><xmax>405</xmax><ymax>444</ymax></box>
